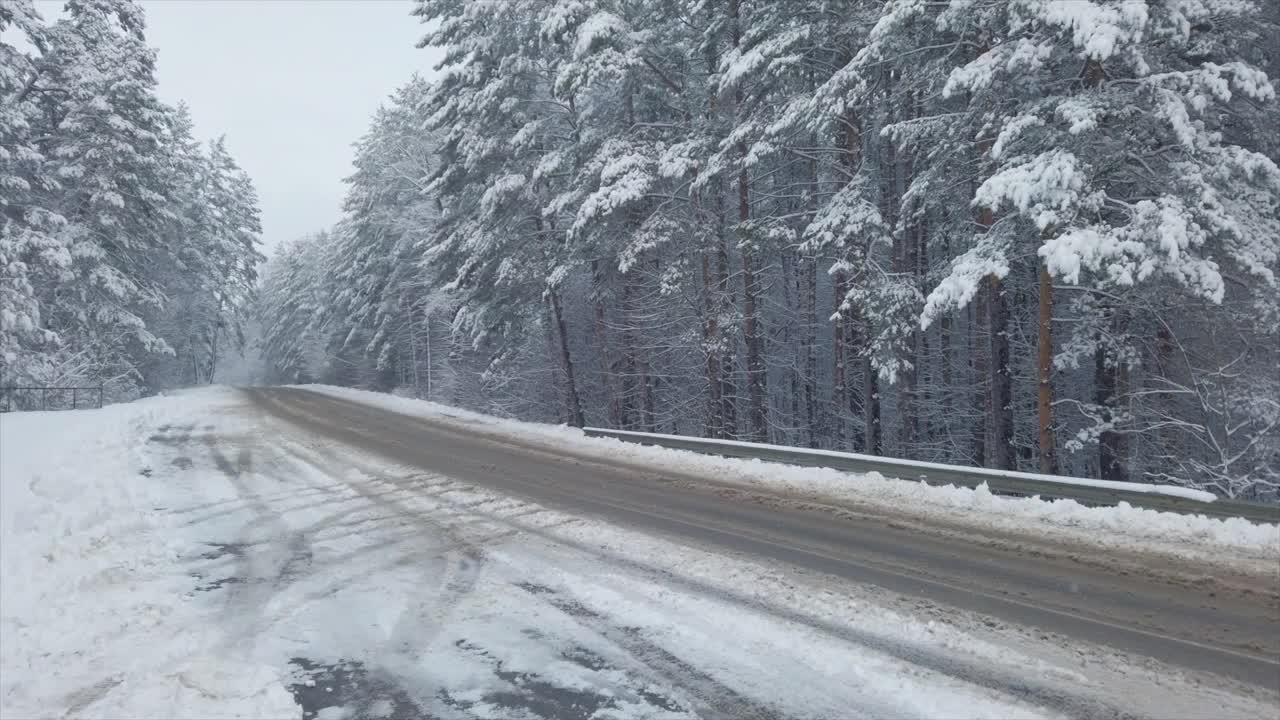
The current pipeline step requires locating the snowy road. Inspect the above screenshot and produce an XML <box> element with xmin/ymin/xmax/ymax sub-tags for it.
<box><xmin>3</xmin><ymin>387</ymin><xmax>1278</xmax><ymax>719</ymax></box>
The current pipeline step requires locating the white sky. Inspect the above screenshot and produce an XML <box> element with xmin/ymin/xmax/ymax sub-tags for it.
<box><xmin>35</xmin><ymin>0</ymin><xmax>444</xmax><ymax>254</ymax></box>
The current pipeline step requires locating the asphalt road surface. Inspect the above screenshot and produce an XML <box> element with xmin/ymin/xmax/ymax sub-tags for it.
<box><xmin>245</xmin><ymin>386</ymin><xmax>1279</xmax><ymax>697</ymax></box>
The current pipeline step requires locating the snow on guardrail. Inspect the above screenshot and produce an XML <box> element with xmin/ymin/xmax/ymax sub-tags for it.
<box><xmin>583</xmin><ymin>427</ymin><xmax>1280</xmax><ymax>526</ymax></box>
<box><xmin>586</xmin><ymin>428</ymin><xmax>1217</xmax><ymax>503</ymax></box>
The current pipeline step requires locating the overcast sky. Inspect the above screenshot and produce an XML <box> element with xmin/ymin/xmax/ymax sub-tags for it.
<box><xmin>87</xmin><ymin>0</ymin><xmax>443</xmax><ymax>254</ymax></box>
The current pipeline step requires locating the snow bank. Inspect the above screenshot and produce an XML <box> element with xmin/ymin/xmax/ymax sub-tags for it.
<box><xmin>0</xmin><ymin>388</ymin><xmax>296</xmax><ymax>719</ymax></box>
<box><xmin>302</xmin><ymin>385</ymin><xmax>1280</xmax><ymax>563</ymax></box>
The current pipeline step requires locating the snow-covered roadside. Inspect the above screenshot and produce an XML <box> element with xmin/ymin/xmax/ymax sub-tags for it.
<box><xmin>0</xmin><ymin>388</ymin><xmax>297</xmax><ymax>718</ymax></box>
<box><xmin>1</xmin><ymin>387</ymin><xmax>1061</xmax><ymax>719</ymax></box>
<box><xmin>3</xmin><ymin>387</ymin><xmax>1274</xmax><ymax>719</ymax></box>
<box><xmin>302</xmin><ymin>385</ymin><xmax>1280</xmax><ymax>567</ymax></box>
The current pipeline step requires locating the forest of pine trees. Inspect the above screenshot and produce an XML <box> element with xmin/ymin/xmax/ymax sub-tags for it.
<box><xmin>1</xmin><ymin>0</ymin><xmax>263</xmax><ymax>398</ymax></box>
<box><xmin>47</xmin><ymin>0</ymin><xmax>1263</xmax><ymax>501</ymax></box>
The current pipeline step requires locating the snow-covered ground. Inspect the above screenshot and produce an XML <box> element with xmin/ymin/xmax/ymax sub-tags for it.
<box><xmin>2</xmin><ymin>386</ymin><xmax>1275</xmax><ymax>719</ymax></box>
<box><xmin>0</xmin><ymin>389</ymin><xmax>298</xmax><ymax>717</ymax></box>
<box><xmin>303</xmin><ymin>385</ymin><xmax>1280</xmax><ymax>572</ymax></box>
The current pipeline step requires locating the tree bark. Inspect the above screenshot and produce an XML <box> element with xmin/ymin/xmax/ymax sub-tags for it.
<box><xmin>1034</xmin><ymin>260</ymin><xmax>1054</xmax><ymax>474</ymax></box>
<box><xmin>803</xmin><ymin>151</ymin><xmax>820</xmax><ymax>448</ymax></box>
<box><xmin>863</xmin><ymin>354</ymin><xmax>881</xmax><ymax>454</ymax></box>
<box><xmin>591</xmin><ymin>259</ymin><xmax>621</xmax><ymax>428</ymax></box>
<box><xmin>702</xmin><ymin>0</ymin><xmax>732</xmax><ymax>439</ymax></box>
<box><xmin>543</xmin><ymin>299</ymin><xmax>566</xmax><ymax>425</ymax></box>
<box><xmin>1036</xmin><ymin>263</ymin><xmax>1057</xmax><ymax>474</ymax></box>
<box><xmin>1096</xmin><ymin>324</ymin><xmax>1129</xmax><ymax>482</ymax></box>
<box><xmin>701</xmin><ymin>251</ymin><xmax>724</xmax><ymax>437</ymax></box>
<box><xmin>895</xmin><ymin>91</ymin><xmax>920</xmax><ymax>454</ymax></box>
<box><xmin>804</xmin><ymin>241</ymin><xmax>819</xmax><ymax>448</ymax></box>
<box><xmin>730</xmin><ymin>0</ymin><xmax>768</xmax><ymax>443</ymax></box>
<box><xmin>987</xmin><ymin>274</ymin><xmax>1014</xmax><ymax>469</ymax></box>
<box><xmin>549</xmin><ymin>290</ymin><xmax>584</xmax><ymax>428</ymax></box>
<box><xmin>832</xmin><ymin>270</ymin><xmax>848</xmax><ymax>443</ymax></box>
<box><xmin>715</xmin><ymin>187</ymin><xmax>738</xmax><ymax>438</ymax></box>
<box><xmin>972</xmin><ymin>295</ymin><xmax>988</xmax><ymax>466</ymax></box>
<box><xmin>834</xmin><ymin>102</ymin><xmax>867</xmax><ymax>450</ymax></box>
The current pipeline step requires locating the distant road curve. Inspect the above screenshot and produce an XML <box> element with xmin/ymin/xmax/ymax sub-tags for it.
<box><xmin>246</xmin><ymin>387</ymin><xmax>1280</xmax><ymax>689</ymax></box>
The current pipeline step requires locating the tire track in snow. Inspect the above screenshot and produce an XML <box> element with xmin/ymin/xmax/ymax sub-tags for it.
<box><xmin>249</xmin><ymin>387</ymin><xmax>1148</xmax><ymax>720</ymax></box>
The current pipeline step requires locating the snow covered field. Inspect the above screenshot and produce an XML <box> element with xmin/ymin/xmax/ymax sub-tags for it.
<box><xmin>2</xmin><ymin>387</ymin><xmax>1275</xmax><ymax>719</ymax></box>
<box><xmin>304</xmin><ymin>385</ymin><xmax>1280</xmax><ymax>572</ymax></box>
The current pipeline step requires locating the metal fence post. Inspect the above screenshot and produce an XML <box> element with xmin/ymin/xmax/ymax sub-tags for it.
<box><xmin>41</xmin><ymin>387</ymin><xmax>47</xmax><ymax>411</ymax></box>
<box><xmin>72</xmin><ymin>387</ymin><xmax>79</xmax><ymax>410</ymax></box>
<box><xmin>98</xmin><ymin>382</ymin><xmax>104</xmax><ymax>409</ymax></box>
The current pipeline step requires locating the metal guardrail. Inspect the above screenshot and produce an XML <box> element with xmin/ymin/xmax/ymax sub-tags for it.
<box><xmin>0</xmin><ymin>384</ymin><xmax>105</xmax><ymax>412</ymax></box>
<box><xmin>583</xmin><ymin>428</ymin><xmax>1280</xmax><ymax>525</ymax></box>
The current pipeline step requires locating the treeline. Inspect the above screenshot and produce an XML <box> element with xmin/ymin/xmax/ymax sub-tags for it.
<box><xmin>1</xmin><ymin>0</ymin><xmax>262</xmax><ymax>397</ymax></box>
<box><xmin>259</xmin><ymin>0</ymin><xmax>1280</xmax><ymax>499</ymax></box>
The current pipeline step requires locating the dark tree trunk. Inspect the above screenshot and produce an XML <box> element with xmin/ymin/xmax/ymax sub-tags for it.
<box><xmin>549</xmin><ymin>290</ymin><xmax>584</xmax><ymax>428</ymax></box>
<box><xmin>1096</xmin><ymin>328</ymin><xmax>1129</xmax><ymax>482</ymax></box>
<box><xmin>1036</xmin><ymin>263</ymin><xmax>1057</xmax><ymax>474</ymax></box>
<box><xmin>804</xmin><ymin>254</ymin><xmax>819</xmax><ymax>447</ymax></box>
<box><xmin>832</xmin><ymin>270</ymin><xmax>848</xmax><ymax>443</ymax></box>
<box><xmin>716</xmin><ymin>187</ymin><xmax>738</xmax><ymax>438</ymax></box>
<box><xmin>863</xmin><ymin>354</ymin><xmax>881</xmax><ymax>455</ymax></box>
<box><xmin>701</xmin><ymin>251</ymin><xmax>724</xmax><ymax>437</ymax></box>
<box><xmin>987</xmin><ymin>274</ymin><xmax>1014</xmax><ymax>469</ymax></box>
<box><xmin>591</xmin><ymin>260</ymin><xmax>621</xmax><ymax>428</ymax></box>
<box><xmin>730</xmin><ymin>0</ymin><xmax>767</xmax><ymax>443</ymax></box>
<box><xmin>973</xmin><ymin>291</ymin><xmax>988</xmax><ymax>466</ymax></box>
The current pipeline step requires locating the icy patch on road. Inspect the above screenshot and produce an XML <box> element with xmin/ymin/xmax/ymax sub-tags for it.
<box><xmin>302</xmin><ymin>385</ymin><xmax>1280</xmax><ymax>565</ymax></box>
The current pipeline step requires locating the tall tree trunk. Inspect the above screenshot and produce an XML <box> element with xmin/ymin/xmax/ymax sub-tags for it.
<box><xmin>1096</xmin><ymin>340</ymin><xmax>1117</xmax><ymax>480</ymax></box>
<box><xmin>833</xmin><ymin>103</ymin><xmax>867</xmax><ymax>451</ymax></box>
<box><xmin>939</xmin><ymin>230</ymin><xmax>954</xmax><ymax>448</ymax></box>
<box><xmin>804</xmin><ymin>254</ymin><xmax>818</xmax><ymax>448</ymax></box>
<box><xmin>987</xmin><ymin>274</ymin><xmax>1014</xmax><ymax>469</ymax></box>
<box><xmin>785</xmin><ymin>253</ymin><xmax>801</xmax><ymax>443</ymax></box>
<box><xmin>423</xmin><ymin>309</ymin><xmax>432</xmax><ymax>400</ymax></box>
<box><xmin>640</xmin><ymin>257</ymin><xmax>657</xmax><ymax>433</ymax></box>
<box><xmin>549</xmin><ymin>290</ymin><xmax>584</xmax><ymax>428</ymax></box>
<box><xmin>832</xmin><ymin>270</ymin><xmax>848</xmax><ymax>443</ymax></box>
<box><xmin>1154</xmin><ymin>323</ymin><xmax>1180</xmax><ymax>467</ymax></box>
<box><xmin>619</xmin><ymin>275</ymin><xmax>637</xmax><ymax>428</ymax></box>
<box><xmin>845</xmin><ymin>309</ymin><xmax>861</xmax><ymax>444</ymax></box>
<box><xmin>915</xmin><ymin>218</ymin><xmax>930</xmax><ymax>452</ymax></box>
<box><xmin>863</xmin><ymin>354</ymin><xmax>881</xmax><ymax>454</ymax></box>
<box><xmin>742</xmin><ymin>242</ymin><xmax>767</xmax><ymax>441</ymax></box>
<box><xmin>972</xmin><ymin>50</ymin><xmax>1012</xmax><ymax>469</ymax></box>
<box><xmin>802</xmin><ymin>151</ymin><xmax>820</xmax><ymax>448</ymax></box>
<box><xmin>701</xmin><ymin>251</ymin><xmax>724</xmax><ymax>437</ymax></box>
<box><xmin>543</xmin><ymin>300</ymin><xmax>566</xmax><ymax>424</ymax></box>
<box><xmin>1036</xmin><ymin>263</ymin><xmax>1056</xmax><ymax>474</ymax></box>
<box><xmin>972</xmin><ymin>291</ymin><xmax>988</xmax><ymax>466</ymax></box>
<box><xmin>730</xmin><ymin>0</ymin><xmax>767</xmax><ymax>443</ymax></box>
<box><xmin>701</xmin><ymin>0</ymin><xmax>730</xmax><ymax>439</ymax></box>
<box><xmin>894</xmin><ymin>91</ymin><xmax>920</xmax><ymax>455</ymax></box>
<box><xmin>591</xmin><ymin>259</ymin><xmax>621</xmax><ymax>428</ymax></box>
<box><xmin>715</xmin><ymin>188</ymin><xmax>738</xmax><ymax>438</ymax></box>
<box><xmin>1096</xmin><ymin>322</ymin><xmax>1129</xmax><ymax>482</ymax></box>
